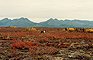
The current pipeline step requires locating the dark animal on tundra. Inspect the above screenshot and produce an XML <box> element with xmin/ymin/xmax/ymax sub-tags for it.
<box><xmin>41</xmin><ymin>30</ymin><xmax>46</xmax><ymax>33</ymax></box>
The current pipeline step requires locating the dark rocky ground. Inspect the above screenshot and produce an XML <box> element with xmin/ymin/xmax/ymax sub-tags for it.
<box><xmin>0</xmin><ymin>27</ymin><xmax>93</xmax><ymax>60</ymax></box>
<box><xmin>0</xmin><ymin>39</ymin><xmax>93</xmax><ymax>60</ymax></box>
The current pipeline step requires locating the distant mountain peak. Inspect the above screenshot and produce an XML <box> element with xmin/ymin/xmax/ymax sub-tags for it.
<box><xmin>3</xmin><ymin>18</ymin><xmax>9</xmax><ymax>20</ymax></box>
<box><xmin>19</xmin><ymin>17</ymin><xmax>27</xmax><ymax>19</ymax></box>
<box><xmin>2</xmin><ymin>18</ymin><xmax>11</xmax><ymax>21</ymax></box>
<box><xmin>49</xmin><ymin>18</ymin><xmax>53</xmax><ymax>20</ymax></box>
<box><xmin>18</xmin><ymin>17</ymin><xmax>31</xmax><ymax>22</ymax></box>
<box><xmin>54</xmin><ymin>18</ymin><xmax>59</xmax><ymax>21</ymax></box>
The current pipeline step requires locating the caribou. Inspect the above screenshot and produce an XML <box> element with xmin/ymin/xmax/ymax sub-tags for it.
<box><xmin>41</xmin><ymin>30</ymin><xmax>46</xmax><ymax>33</ymax></box>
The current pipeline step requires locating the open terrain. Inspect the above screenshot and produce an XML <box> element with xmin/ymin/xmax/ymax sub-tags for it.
<box><xmin>0</xmin><ymin>27</ymin><xmax>93</xmax><ymax>60</ymax></box>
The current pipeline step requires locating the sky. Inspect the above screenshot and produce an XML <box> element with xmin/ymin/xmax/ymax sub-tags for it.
<box><xmin>0</xmin><ymin>0</ymin><xmax>93</xmax><ymax>23</ymax></box>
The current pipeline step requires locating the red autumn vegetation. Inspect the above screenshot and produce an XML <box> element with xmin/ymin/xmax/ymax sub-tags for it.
<box><xmin>0</xmin><ymin>27</ymin><xmax>93</xmax><ymax>60</ymax></box>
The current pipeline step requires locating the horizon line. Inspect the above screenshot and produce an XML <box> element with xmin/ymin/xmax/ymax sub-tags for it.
<box><xmin>0</xmin><ymin>17</ymin><xmax>92</xmax><ymax>23</ymax></box>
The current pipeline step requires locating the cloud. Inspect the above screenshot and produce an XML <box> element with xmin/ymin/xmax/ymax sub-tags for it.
<box><xmin>0</xmin><ymin>0</ymin><xmax>93</xmax><ymax>22</ymax></box>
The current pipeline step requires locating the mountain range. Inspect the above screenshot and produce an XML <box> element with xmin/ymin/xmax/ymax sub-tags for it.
<box><xmin>0</xmin><ymin>17</ymin><xmax>93</xmax><ymax>28</ymax></box>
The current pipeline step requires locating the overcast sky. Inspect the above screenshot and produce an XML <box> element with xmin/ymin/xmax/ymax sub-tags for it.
<box><xmin>0</xmin><ymin>0</ymin><xmax>93</xmax><ymax>22</ymax></box>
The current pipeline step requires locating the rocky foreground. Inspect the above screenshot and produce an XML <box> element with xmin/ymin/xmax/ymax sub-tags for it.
<box><xmin>0</xmin><ymin>39</ymin><xmax>93</xmax><ymax>60</ymax></box>
<box><xmin>0</xmin><ymin>27</ymin><xmax>93</xmax><ymax>60</ymax></box>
